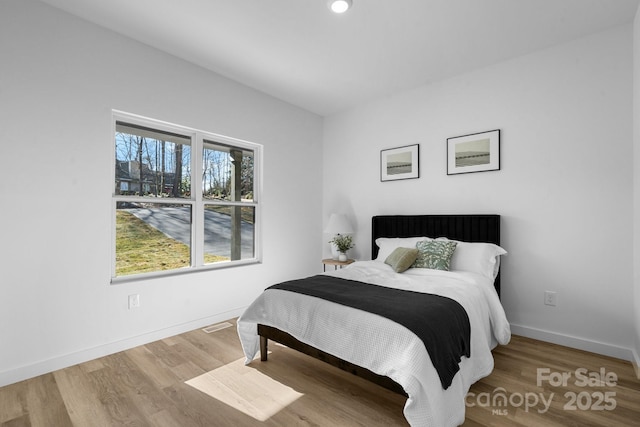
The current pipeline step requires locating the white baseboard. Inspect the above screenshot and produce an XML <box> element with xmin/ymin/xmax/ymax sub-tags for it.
<box><xmin>510</xmin><ymin>323</ymin><xmax>634</xmax><ymax>361</ymax></box>
<box><xmin>0</xmin><ymin>307</ymin><xmax>245</xmax><ymax>388</ymax></box>
<box><xmin>632</xmin><ymin>348</ymin><xmax>640</xmax><ymax>379</ymax></box>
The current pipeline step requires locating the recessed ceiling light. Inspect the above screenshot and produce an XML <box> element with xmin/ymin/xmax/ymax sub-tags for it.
<box><xmin>328</xmin><ymin>0</ymin><xmax>352</xmax><ymax>14</ymax></box>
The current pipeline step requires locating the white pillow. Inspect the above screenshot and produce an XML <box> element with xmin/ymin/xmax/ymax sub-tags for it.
<box><xmin>375</xmin><ymin>237</ymin><xmax>432</xmax><ymax>261</ymax></box>
<box><xmin>436</xmin><ymin>237</ymin><xmax>506</xmax><ymax>279</ymax></box>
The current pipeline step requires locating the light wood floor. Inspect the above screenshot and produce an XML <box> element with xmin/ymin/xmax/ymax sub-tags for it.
<box><xmin>1</xmin><ymin>319</ymin><xmax>639</xmax><ymax>426</ymax></box>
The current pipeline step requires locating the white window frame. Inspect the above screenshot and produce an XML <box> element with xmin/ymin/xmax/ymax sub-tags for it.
<box><xmin>111</xmin><ymin>110</ymin><xmax>262</xmax><ymax>283</ymax></box>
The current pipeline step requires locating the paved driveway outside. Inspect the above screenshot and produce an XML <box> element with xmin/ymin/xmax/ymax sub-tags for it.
<box><xmin>126</xmin><ymin>206</ymin><xmax>254</xmax><ymax>259</ymax></box>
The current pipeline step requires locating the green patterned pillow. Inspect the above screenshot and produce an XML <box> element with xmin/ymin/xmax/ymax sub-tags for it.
<box><xmin>413</xmin><ymin>240</ymin><xmax>458</xmax><ymax>270</ymax></box>
<box><xmin>384</xmin><ymin>247</ymin><xmax>419</xmax><ymax>273</ymax></box>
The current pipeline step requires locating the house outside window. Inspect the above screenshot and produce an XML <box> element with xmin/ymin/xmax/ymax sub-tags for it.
<box><xmin>112</xmin><ymin>111</ymin><xmax>261</xmax><ymax>281</ymax></box>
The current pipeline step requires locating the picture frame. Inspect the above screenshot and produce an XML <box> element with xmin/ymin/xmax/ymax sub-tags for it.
<box><xmin>380</xmin><ymin>144</ymin><xmax>420</xmax><ymax>181</ymax></box>
<box><xmin>447</xmin><ymin>129</ymin><xmax>500</xmax><ymax>175</ymax></box>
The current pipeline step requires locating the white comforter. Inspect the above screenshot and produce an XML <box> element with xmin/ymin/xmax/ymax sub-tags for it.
<box><xmin>237</xmin><ymin>261</ymin><xmax>511</xmax><ymax>426</ymax></box>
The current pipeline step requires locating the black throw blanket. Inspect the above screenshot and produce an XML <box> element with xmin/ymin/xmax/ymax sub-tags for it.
<box><xmin>268</xmin><ymin>275</ymin><xmax>471</xmax><ymax>389</ymax></box>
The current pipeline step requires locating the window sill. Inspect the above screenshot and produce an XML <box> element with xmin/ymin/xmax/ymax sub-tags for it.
<box><xmin>110</xmin><ymin>258</ymin><xmax>261</xmax><ymax>285</ymax></box>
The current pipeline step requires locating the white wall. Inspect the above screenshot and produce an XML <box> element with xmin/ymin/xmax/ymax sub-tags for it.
<box><xmin>0</xmin><ymin>0</ymin><xmax>323</xmax><ymax>386</ymax></box>
<box><xmin>323</xmin><ymin>26</ymin><xmax>635</xmax><ymax>360</ymax></box>
<box><xmin>633</xmin><ymin>5</ymin><xmax>640</xmax><ymax>376</ymax></box>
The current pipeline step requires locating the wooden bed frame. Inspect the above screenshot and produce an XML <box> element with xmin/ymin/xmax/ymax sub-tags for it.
<box><xmin>258</xmin><ymin>214</ymin><xmax>501</xmax><ymax>396</ymax></box>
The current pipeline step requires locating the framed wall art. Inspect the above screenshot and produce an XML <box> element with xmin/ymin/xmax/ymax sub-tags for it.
<box><xmin>447</xmin><ymin>129</ymin><xmax>500</xmax><ymax>175</ymax></box>
<box><xmin>380</xmin><ymin>144</ymin><xmax>419</xmax><ymax>181</ymax></box>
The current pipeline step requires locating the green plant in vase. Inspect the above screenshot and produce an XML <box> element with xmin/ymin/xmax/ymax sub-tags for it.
<box><xmin>329</xmin><ymin>234</ymin><xmax>354</xmax><ymax>261</ymax></box>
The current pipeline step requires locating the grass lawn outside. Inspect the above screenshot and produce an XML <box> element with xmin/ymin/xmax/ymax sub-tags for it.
<box><xmin>116</xmin><ymin>211</ymin><xmax>227</xmax><ymax>276</ymax></box>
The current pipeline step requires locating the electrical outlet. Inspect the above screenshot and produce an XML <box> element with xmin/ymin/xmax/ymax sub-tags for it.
<box><xmin>128</xmin><ymin>294</ymin><xmax>140</xmax><ymax>309</ymax></box>
<box><xmin>544</xmin><ymin>291</ymin><xmax>557</xmax><ymax>306</ymax></box>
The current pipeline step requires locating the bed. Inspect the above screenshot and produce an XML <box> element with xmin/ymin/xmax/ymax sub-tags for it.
<box><xmin>237</xmin><ymin>214</ymin><xmax>511</xmax><ymax>426</ymax></box>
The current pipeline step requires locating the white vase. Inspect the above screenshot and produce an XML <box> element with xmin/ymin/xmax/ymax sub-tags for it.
<box><xmin>338</xmin><ymin>253</ymin><xmax>347</xmax><ymax>262</ymax></box>
<box><xmin>330</xmin><ymin>242</ymin><xmax>340</xmax><ymax>259</ymax></box>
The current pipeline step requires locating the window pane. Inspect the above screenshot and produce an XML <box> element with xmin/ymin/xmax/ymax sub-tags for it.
<box><xmin>116</xmin><ymin>202</ymin><xmax>192</xmax><ymax>276</ymax></box>
<box><xmin>202</xmin><ymin>140</ymin><xmax>254</xmax><ymax>202</ymax></box>
<box><xmin>204</xmin><ymin>205</ymin><xmax>255</xmax><ymax>263</ymax></box>
<box><xmin>115</xmin><ymin>122</ymin><xmax>192</xmax><ymax>198</ymax></box>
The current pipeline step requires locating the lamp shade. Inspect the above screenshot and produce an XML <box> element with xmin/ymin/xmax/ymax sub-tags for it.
<box><xmin>324</xmin><ymin>213</ymin><xmax>353</xmax><ymax>235</ymax></box>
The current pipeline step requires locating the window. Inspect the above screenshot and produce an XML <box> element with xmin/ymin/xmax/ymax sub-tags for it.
<box><xmin>112</xmin><ymin>111</ymin><xmax>261</xmax><ymax>281</ymax></box>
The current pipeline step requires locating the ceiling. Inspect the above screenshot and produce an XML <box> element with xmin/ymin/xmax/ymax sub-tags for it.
<box><xmin>39</xmin><ymin>0</ymin><xmax>639</xmax><ymax>116</ymax></box>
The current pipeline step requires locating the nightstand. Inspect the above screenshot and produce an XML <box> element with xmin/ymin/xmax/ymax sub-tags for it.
<box><xmin>322</xmin><ymin>258</ymin><xmax>355</xmax><ymax>271</ymax></box>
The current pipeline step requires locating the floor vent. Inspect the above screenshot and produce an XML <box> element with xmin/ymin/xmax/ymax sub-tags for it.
<box><xmin>202</xmin><ymin>322</ymin><xmax>233</xmax><ymax>334</ymax></box>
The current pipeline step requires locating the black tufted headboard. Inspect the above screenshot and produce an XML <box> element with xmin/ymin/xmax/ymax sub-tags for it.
<box><xmin>371</xmin><ymin>214</ymin><xmax>502</xmax><ymax>295</ymax></box>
